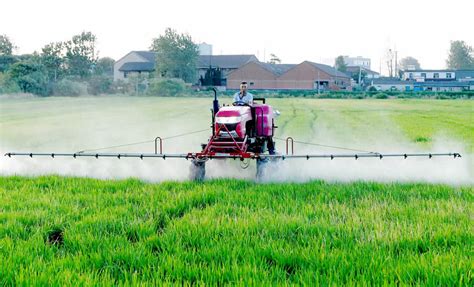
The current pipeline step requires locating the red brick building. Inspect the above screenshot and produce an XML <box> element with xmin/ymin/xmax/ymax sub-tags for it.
<box><xmin>227</xmin><ymin>60</ymin><xmax>351</xmax><ymax>91</ymax></box>
<box><xmin>226</xmin><ymin>62</ymin><xmax>295</xmax><ymax>89</ymax></box>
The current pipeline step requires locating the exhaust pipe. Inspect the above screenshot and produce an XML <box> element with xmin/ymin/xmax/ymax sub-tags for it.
<box><xmin>211</xmin><ymin>88</ymin><xmax>219</xmax><ymax>136</ymax></box>
<box><xmin>212</xmin><ymin>87</ymin><xmax>219</xmax><ymax>115</ymax></box>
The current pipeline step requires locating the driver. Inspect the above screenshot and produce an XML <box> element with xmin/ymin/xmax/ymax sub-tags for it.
<box><xmin>233</xmin><ymin>81</ymin><xmax>253</xmax><ymax>104</ymax></box>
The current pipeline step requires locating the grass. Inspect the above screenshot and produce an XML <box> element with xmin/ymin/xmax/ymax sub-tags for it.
<box><xmin>0</xmin><ymin>176</ymin><xmax>472</xmax><ymax>285</ymax></box>
<box><xmin>1</xmin><ymin>97</ymin><xmax>473</xmax><ymax>153</ymax></box>
<box><xmin>0</xmin><ymin>96</ymin><xmax>473</xmax><ymax>285</ymax></box>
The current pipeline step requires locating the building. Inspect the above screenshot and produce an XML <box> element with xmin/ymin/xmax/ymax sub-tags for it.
<box><xmin>226</xmin><ymin>62</ymin><xmax>295</xmax><ymax>90</ymax></box>
<box><xmin>197</xmin><ymin>54</ymin><xmax>258</xmax><ymax>85</ymax></box>
<box><xmin>455</xmin><ymin>70</ymin><xmax>474</xmax><ymax>82</ymax></box>
<box><xmin>401</xmin><ymin>70</ymin><xmax>456</xmax><ymax>82</ymax></box>
<box><xmin>114</xmin><ymin>51</ymin><xmax>156</xmax><ymax>81</ymax></box>
<box><xmin>227</xmin><ymin>61</ymin><xmax>351</xmax><ymax>91</ymax></box>
<box><xmin>114</xmin><ymin>51</ymin><xmax>258</xmax><ymax>85</ymax></box>
<box><xmin>413</xmin><ymin>81</ymin><xmax>474</xmax><ymax>92</ymax></box>
<box><xmin>343</xmin><ymin>56</ymin><xmax>371</xmax><ymax>70</ymax></box>
<box><xmin>198</xmin><ymin>42</ymin><xmax>212</xmax><ymax>56</ymax></box>
<box><xmin>368</xmin><ymin>78</ymin><xmax>414</xmax><ymax>92</ymax></box>
<box><xmin>399</xmin><ymin>69</ymin><xmax>474</xmax><ymax>91</ymax></box>
<box><xmin>277</xmin><ymin>61</ymin><xmax>351</xmax><ymax>90</ymax></box>
<box><xmin>346</xmin><ymin>66</ymin><xmax>380</xmax><ymax>81</ymax></box>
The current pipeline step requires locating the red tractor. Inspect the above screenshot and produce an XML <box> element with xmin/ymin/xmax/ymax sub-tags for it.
<box><xmin>189</xmin><ymin>90</ymin><xmax>277</xmax><ymax>180</ymax></box>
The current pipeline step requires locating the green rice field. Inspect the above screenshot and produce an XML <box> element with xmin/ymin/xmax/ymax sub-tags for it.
<box><xmin>0</xmin><ymin>176</ymin><xmax>472</xmax><ymax>285</ymax></box>
<box><xmin>0</xmin><ymin>96</ymin><xmax>473</xmax><ymax>285</ymax></box>
<box><xmin>1</xmin><ymin>97</ymin><xmax>473</xmax><ymax>152</ymax></box>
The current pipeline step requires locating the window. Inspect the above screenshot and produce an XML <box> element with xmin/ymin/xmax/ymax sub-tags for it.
<box><xmin>409</xmin><ymin>73</ymin><xmax>413</xmax><ymax>79</ymax></box>
<box><xmin>434</xmin><ymin>73</ymin><xmax>439</xmax><ymax>79</ymax></box>
<box><xmin>124</xmin><ymin>72</ymin><xmax>128</xmax><ymax>78</ymax></box>
<box><xmin>446</xmin><ymin>73</ymin><xmax>452</xmax><ymax>79</ymax></box>
<box><xmin>421</xmin><ymin>73</ymin><xmax>426</xmax><ymax>78</ymax></box>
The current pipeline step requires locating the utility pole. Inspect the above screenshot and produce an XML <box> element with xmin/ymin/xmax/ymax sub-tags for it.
<box><xmin>317</xmin><ymin>70</ymin><xmax>320</xmax><ymax>94</ymax></box>
<box><xmin>358</xmin><ymin>66</ymin><xmax>362</xmax><ymax>85</ymax></box>
<box><xmin>387</xmin><ymin>49</ymin><xmax>394</xmax><ymax>77</ymax></box>
<box><xmin>394</xmin><ymin>50</ymin><xmax>398</xmax><ymax>78</ymax></box>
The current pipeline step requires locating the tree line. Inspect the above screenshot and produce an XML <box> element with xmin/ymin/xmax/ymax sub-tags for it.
<box><xmin>0</xmin><ymin>32</ymin><xmax>116</xmax><ymax>96</ymax></box>
<box><xmin>0</xmin><ymin>28</ymin><xmax>201</xmax><ymax>96</ymax></box>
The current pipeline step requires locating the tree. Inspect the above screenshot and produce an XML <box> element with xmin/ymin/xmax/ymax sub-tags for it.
<box><xmin>201</xmin><ymin>67</ymin><xmax>222</xmax><ymax>86</ymax></box>
<box><xmin>0</xmin><ymin>35</ymin><xmax>16</xmax><ymax>55</ymax></box>
<box><xmin>0</xmin><ymin>55</ymin><xmax>18</xmax><ymax>73</ymax></box>
<box><xmin>8</xmin><ymin>57</ymin><xmax>49</xmax><ymax>95</ymax></box>
<box><xmin>399</xmin><ymin>56</ymin><xmax>421</xmax><ymax>71</ymax></box>
<box><xmin>446</xmin><ymin>40</ymin><xmax>474</xmax><ymax>69</ymax></box>
<box><xmin>385</xmin><ymin>49</ymin><xmax>395</xmax><ymax>77</ymax></box>
<box><xmin>335</xmin><ymin>55</ymin><xmax>347</xmax><ymax>72</ymax></box>
<box><xmin>268</xmin><ymin>53</ymin><xmax>281</xmax><ymax>64</ymax></box>
<box><xmin>41</xmin><ymin>42</ymin><xmax>65</xmax><ymax>82</ymax></box>
<box><xmin>94</xmin><ymin>57</ymin><xmax>115</xmax><ymax>76</ymax></box>
<box><xmin>64</xmin><ymin>31</ymin><xmax>98</xmax><ymax>78</ymax></box>
<box><xmin>150</xmin><ymin>28</ymin><xmax>199</xmax><ymax>83</ymax></box>
<box><xmin>350</xmin><ymin>69</ymin><xmax>367</xmax><ymax>84</ymax></box>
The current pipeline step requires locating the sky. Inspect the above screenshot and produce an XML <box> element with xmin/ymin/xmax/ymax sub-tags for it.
<box><xmin>1</xmin><ymin>0</ymin><xmax>473</xmax><ymax>75</ymax></box>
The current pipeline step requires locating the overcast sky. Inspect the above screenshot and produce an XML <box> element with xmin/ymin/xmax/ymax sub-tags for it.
<box><xmin>1</xmin><ymin>0</ymin><xmax>473</xmax><ymax>75</ymax></box>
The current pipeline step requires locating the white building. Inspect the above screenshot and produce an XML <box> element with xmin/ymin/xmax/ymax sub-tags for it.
<box><xmin>343</xmin><ymin>56</ymin><xmax>371</xmax><ymax>70</ymax></box>
<box><xmin>198</xmin><ymin>43</ymin><xmax>212</xmax><ymax>56</ymax></box>
<box><xmin>113</xmin><ymin>51</ymin><xmax>156</xmax><ymax>81</ymax></box>
<box><xmin>401</xmin><ymin>70</ymin><xmax>455</xmax><ymax>82</ymax></box>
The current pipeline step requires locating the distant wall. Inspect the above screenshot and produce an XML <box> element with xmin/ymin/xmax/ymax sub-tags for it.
<box><xmin>113</xmin><ymin>52</ymin><xmax>150</xmax><ymax>81</ymax></box>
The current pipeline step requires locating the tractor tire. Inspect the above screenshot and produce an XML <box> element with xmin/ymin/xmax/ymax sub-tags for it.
<box><xmin>190</xmin><ymin>160</ymin><xmax>206</xmax><ymax>181</ymax></box>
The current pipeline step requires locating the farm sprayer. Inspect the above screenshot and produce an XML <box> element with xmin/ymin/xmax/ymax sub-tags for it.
<box><xmin>5</xmin><ymin>89</ymin><xmax>461</xmax><ymax>180</ymax></box>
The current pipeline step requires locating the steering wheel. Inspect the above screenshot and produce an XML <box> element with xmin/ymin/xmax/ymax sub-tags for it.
<box><xmin>232</xmin><ymin>101</ymin><xmax>251</xmax><ymax>107</ymax></box>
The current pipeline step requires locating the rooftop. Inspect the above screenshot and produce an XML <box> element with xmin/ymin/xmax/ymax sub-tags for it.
<box><xmin>133</xmin><ymin>51</ymin><xmax>156</xmax><ymax>63</ymax></box>
<box><xmin>346</xmin><ymin>66</ymin><xmax>380</xmax><ymax>75</ymax></box>
<box><xmin>118</xmin><ymin>62</ymin><xmax>155</xmax><ymax>72</ymax></box>
<box><xmin>197</xmin><ymin>54</ymin><xmax>258</xmax><ymax>69</ymax></box>
<box><xmin>307</xmin><ymin>61</ymin><xmax>350</xmax><ymax>78</ymax></box>
<box><xmin>257</xmin><ymin>62</ymin><xmax>296</xmax><ymax>76</ymax></box>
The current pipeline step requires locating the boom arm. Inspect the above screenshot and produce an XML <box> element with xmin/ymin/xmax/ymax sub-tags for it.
<box><xmin>4</xmin><ymin>152</ymin><xmax>461</xmax><ymax>160</ymax></box>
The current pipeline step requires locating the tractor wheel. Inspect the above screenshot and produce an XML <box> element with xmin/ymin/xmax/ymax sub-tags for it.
<box><xmin>190</xmin><ymin>160</ymin><xmax>206</xmax><ymax>181</ymax></box>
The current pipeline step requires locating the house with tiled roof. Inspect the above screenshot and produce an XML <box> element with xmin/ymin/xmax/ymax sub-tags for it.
<box><xmin>277</xmin><ymin>61</ymin><xmax>351</xmax><ymax>90</ymax></box>
<box><xmin>114</xmin><ymin>51</ymin><xmax>258</xmax><ymax>84</ymax></box>
<box><xmin>226</xmin><ymin>61</ymin><xmax>296</xmax><ymax>89</ymax></box>
<box><xmin>228</xmin><ymin>60</ymin><xmax>351</xmax><ymax>90</ymax></box>
<box><xmin>114</xmin><ymin>51</ymin><xmax>156</xmax><ymax>81</ymax></box>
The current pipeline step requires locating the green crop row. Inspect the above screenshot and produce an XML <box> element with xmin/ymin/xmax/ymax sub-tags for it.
<box><xmin>0</xmin><ymin>176</ymin><xmax>472</xmax><ymax>286</ymax></box>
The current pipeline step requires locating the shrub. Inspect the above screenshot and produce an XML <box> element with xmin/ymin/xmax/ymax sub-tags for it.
<box><xmin>87</xmin><ymin>75</ymin><xmax>113</xmax><ymax>95</ymax></box>
<box><xmin>0</xmin><ymin>72</ymin><xmax>20</xmax><ymax>94</ymax></box>
<box><xmin>148</xmin><ymin>78</ymin><xmax>186</xmax><ymax>96</ymax></box>
<box><xmin>110</xmin><ymin>79</ymin><xmax>134</xmax><ymax>95</ymax></box>
<box><xmin>52</xmin><ymin>78</ymin><xmax>88</xmax><ymax>96</ymax></box>
<box><xmin>374</xmin><ymin>93</ymin><xmax>388</xmax><ymax>99</ymax></box>
<box><xmin>8</xmin><ymin>61</ymin><xmax>49</xmax><ymax>96</ymax></box>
